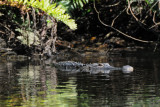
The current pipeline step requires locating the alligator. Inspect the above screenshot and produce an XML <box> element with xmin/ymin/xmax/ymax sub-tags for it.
<box><xmin>53</xmin><ymin>61</ymin><xmax>134</xmax><ymax>74</ymax></box>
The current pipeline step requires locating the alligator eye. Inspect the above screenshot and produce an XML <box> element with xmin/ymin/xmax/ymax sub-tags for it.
<box><xmin>98</xmin><ymin>63</ymin><xmax>103</xmax><ymax>66</ymax></box>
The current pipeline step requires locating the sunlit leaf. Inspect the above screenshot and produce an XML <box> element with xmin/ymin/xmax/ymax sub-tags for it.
<box><xmin>6</xmin><ymin>0</ymin><xmax>77</xmax><ymax>30</ymax></box>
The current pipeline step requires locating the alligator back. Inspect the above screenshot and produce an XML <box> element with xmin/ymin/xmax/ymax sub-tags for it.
<box><xmin>80</xmin><ymin>63</ymin><xmax>118</xmax><ymax>73</ymax></box>
<box><xmin>53</xmin><ymin>61</ymin><xmax>84</xmax><ymax>68</ymax></box>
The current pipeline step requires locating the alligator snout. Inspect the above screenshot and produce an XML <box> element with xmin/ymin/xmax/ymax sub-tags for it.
<box><xmin>122</xmin><ymin>65</ymin><xmax>134</xmax><ymax>73</ymax></box>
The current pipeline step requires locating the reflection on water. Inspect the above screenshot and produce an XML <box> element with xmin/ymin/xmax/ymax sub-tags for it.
<box><xmin>0</xmin><ymin>52</ymin><xmax>160</xmax><ymax>107</ymax></box>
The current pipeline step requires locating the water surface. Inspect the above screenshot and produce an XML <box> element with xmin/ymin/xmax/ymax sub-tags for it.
<box><xmin>0</xmin><ymin>51</ymin><xmax>160</xmax><ymax>107</ymax></box>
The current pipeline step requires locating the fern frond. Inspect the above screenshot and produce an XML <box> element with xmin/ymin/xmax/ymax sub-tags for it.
<box><xmin>57</xmin><ymin>0</ymin><xmax>89</xmax><ymax>11</ymax></box>
<box><xmin>2</xmin><ymin>0</ymin><xmax>77</xmax><ymax>30</ymax></box>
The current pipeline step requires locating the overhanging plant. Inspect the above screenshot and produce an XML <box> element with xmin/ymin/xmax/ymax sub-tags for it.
<box><xmin>1</xmin><ymin>0</ymin><xmax>77</xmax><ymax>30</ymax></box>
<box><xmin>0</xmin><ymin>0</ymin><xmax>79</xmax><ymax>55</ymax></box>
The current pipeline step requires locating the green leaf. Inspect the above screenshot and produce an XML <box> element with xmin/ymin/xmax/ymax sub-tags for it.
<box><xmin>8</xmin><ymin>0</ymin><xmax>77</xmax><ymax>30</ymax></box>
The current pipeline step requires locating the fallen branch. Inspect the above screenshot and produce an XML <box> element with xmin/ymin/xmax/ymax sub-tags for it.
<box><xmin>149</xmin><ymin>11</ymin><xmax>160</xmax><ymax>29</ymax></box>
<box><xmin>93</xmin><ymin>1</ymin><xmax>153</xmax><ymax>43</ymax></box>
<box><xmin>0</xmin><ymin>30</ymin><xmax>5</xmax><ymax>34</ymax></box>
<box><xmin>105</xmin><ymin>1</ymin><xmax>120</xmax><ymax>8</ymax></box>
<box><xmin>111</xmin><ymin>7</ymin><xmax>126</xmax><ymax>26</ymax></box>
<box><xmin>127</xmin><ymin>0</ymin><xmax>148</xmax><ymax>27</ymax></box>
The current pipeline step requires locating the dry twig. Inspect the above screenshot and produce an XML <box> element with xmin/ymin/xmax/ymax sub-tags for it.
<box><xmin>111</xmin><ymin>7</ymin><xmax>126</xmax><ymax>26</ymax></box>
<box><xmin>93</xmin><ymin>0</ymin><xmax>153</xmax><ymax>43</ymax></box>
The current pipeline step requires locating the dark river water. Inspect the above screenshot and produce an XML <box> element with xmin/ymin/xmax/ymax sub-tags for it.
<box><xmin>0</xmin><ymin>51</ymin><xmax>160</xmax><ymax>107</ymax></box>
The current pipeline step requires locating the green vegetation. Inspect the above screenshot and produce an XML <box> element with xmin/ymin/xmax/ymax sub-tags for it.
<box><xmin>56</xmin><ymin>0</ymin><xmax>89</xmax><ymax>13</ymax></box>
<box><xmin>0</xmin><ymin>0</ymin><xmax>83</xmax><ymax>55</ymax></box>
<box><xmin>0</xmin><ymin>0</ymin><xmax>160</xmax><ymax>55</ymax></box>
<box><xmin>4</xmin><ymin>0</ymin><xmax>77</xmax><ymax>30</ymax></box>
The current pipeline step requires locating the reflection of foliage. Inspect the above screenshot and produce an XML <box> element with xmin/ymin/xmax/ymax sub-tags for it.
<box><xmin>78</xmin><ymin>93</ymin><xmax>90</xmax><ymax>107</ymax></box>
<box><xmin>21</xmin><ymin>77</ymin><xmax>78</xmax><ymax>107</ymax></box>
<box><xmin>1</xmin><ymin>62</ymin><xmax>160</xmax><ymax>107</ymax></box>
<box><xmin>130</xmin><ymin>97</ymin><xmax>160</xmax><ymax>107</ymax></box>
<box><xmin>0</xmin><ymin>94</ymin><xmax>23</xmax><ymax>107</ymax></box>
